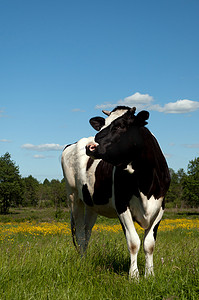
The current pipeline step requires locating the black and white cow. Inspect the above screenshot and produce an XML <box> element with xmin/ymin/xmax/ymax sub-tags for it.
<box><xmin>61</xmin><ymin>106</ymin><xmax>170</xmax><ymax>278</ymax></box>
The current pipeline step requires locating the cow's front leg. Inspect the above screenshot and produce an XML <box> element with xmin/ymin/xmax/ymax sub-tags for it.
<box><xmin>143</xmin><ymin>207</ymin><xmax>164</xmax><ymax>277</ymax></box>
<box><xmin>118</xmin><ymin>208</ymin><xmax>141</xmax><ymax>279</ymax></box>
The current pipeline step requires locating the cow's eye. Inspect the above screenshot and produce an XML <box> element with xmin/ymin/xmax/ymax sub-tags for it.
<box><xmin>113</xmin><ymin>124</ymin><xmax>123</xmax><ymax>131</ymax></box>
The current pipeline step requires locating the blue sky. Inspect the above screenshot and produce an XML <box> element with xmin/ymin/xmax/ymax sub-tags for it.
<box><xmin>0</xmin><ymin>0</ymin><xmax>199</xmax><ymax>182</ymax></box>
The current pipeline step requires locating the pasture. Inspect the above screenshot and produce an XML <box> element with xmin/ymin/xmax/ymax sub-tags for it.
<box><xmin>0</xmin><ymin>208</ymin><xmax>198</xmax><ymax>300</ymax></box>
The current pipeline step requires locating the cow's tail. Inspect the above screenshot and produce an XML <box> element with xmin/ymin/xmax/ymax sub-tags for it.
<box><xmin>71</xmin><ymin>212</ymin><xmax>79</xmax><ymax>252</ymax></box>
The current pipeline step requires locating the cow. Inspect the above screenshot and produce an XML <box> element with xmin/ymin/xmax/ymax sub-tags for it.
<box><xmin>61</xmin><ymin>106</ymin><xmax>170</xmax><ymax>278</ymax></box>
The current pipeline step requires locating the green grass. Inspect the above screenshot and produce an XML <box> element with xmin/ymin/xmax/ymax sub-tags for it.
<box><xmin>0</xmin><ymin>207</ymin><xmax>70</xmax><ymax>223</ymax></box>
<box><xmin>163</xmin><ymin>207</ymin><xmax>199</xmax><ymax>220</ymax></box>
<box><xmin>1</xmin><ymin>206</ymin><xmax>199</xmax><ymax>223</ymax></box>
<box><xmin>0</xmin><ymin>229</ymin><xmax>198</xmax><ymax>299</ymax></box>
<box><xmin>0</xmin><ymin>208</ymin><xmax>198</xmax><ymax>299</ymax></box>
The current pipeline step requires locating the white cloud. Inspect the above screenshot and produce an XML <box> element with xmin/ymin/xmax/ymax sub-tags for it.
<box><xmin>95</xmin><ymin>93</ymin><xmax>199</xmax><ymax>114</ymax></box>
<box><xmin>183</xmin><ymin>143</ymin><xmax>199</xmax><ymax>148</ymax></box>
<box><xmin>151</xmin><ymin>99</ymin><xmax>199</xmax><ymax>114</ymax></box>
<box><xmin>72</xmin><ymin>108</ymin><xmax>85</xmax><ymax>112</ymax></box>
<box><xmin>21</xmin><ymin>143</ymin><xmax>64</xmax><ymax>152</ymax></box>
<box><xmin>95</xmin><ymin>102</ymin><xmax>116</xmax><ymax>109</ymax></box>
<box><xmin>0</xmin><ymin>110</ymin><xmax>5</xmax><ymax>118</ymax></box>
<box><xmin>95</xmin><ymin>92</ymin><xmax>154</xmax><ymax>110</ymax></box>
<box><xmin>119</xmin><ymin>92</ymin><xmax>153</xmax><ymax>107</ymax></box>
<box><xmin>0</xmin><ymin>139</ymin><xmax>11</xmax><ymax>143</ymax></box>
<box><xmin>33</xmin><ymin>154</ymin><xmax>45</xmax><ymax>159</ymax></box>
<box><xmin>164</xmin><ymin>153</ymin><xmax>172</xmax><ymax>159</ymax></box>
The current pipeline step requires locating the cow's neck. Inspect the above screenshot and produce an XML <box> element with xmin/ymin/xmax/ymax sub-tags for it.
<box><xmin>122</xmin><ymin>127</ymin><xmax>169</xmax><ymax>199</ymax></box>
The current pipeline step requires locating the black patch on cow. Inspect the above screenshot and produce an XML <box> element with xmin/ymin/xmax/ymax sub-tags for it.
<box><xmin>111</xmin><ymin>105</ymin><xmax>131</xmax><ymax>113</ymax></box>
<box><xmin>153</xmin><ymin>220</ymin><xmax>161</xmax><ymax>241</ymax></box>
<box><xmin>86</xmin><ymin>157</ymin><xmax>94</xmax><ymax>171</ymax></box>
<box><xmin>137</xmin><ymin>128</ymin><xmax>171</xmax><ymax>200</ymax></box>
<box><xmin>93</xmin><ymin>161</ymin><xmax>113</xmax><ymax>205</ymax></box>
<box><xmin>71</xmin><ymin>212</ymin><xmax>78</xmax><ymax>251</ymax></box>
<box><xmin>89</xmin><ymin>117</ymin><xmax>105</xmax><ymax>131</ymax></box>
<box><xmin>119</xmin><ymin>217</ymin><xmax>126</xmax><ymax>235</ymax></box>
<box><xmin>114</xmin><ymin>167</ymin><xmax>139</xmax><ymax>215</ymax></box>
<box><xmin>162</xmin><ymin>198</ymin><xmax>165</xmax><ymax>210</ymax></box>
<box><xmin>82</xmin><ymin>184</ymin><xmax>93</xmax><ymax>207</ymax></box>
<box><xmin>63</xmin><ymin>142</ymin><xmax>77</xmax><ymax>151</ymax></box>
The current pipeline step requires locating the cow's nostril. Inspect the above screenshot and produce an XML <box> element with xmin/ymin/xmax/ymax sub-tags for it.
<box><xmin>89</xmin><ymin>144</ymin><xmax>97</xmax><ymax>152</ymax></box>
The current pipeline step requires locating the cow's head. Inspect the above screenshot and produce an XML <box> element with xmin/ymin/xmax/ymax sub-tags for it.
<box><xmin>89</xmin><ymin>106</ymin><xmax>131</xmax><ymax>131</ymax></box>
<box><xmin>86</xmin><ymin>106</ymin><xmax>149</xmax><ymax>166</ymax></box>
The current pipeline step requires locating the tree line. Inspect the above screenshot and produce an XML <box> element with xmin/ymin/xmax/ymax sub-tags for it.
<box><xmin>0</xmin><ymin>152</ymin><xmax>199</xmax><ymax>214</ymax></box>
<box><xmin>0</xmin><ymin>153</ymin><xmax>67</xmax><ymax>214</ymax></box>
<box><xmin>166</xmin><ymin>158</ymin><xmax>199</xmax><ymax>208</ymax></box>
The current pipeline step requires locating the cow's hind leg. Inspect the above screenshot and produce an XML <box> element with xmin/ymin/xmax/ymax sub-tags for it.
<box><xmin>71</xmin><ymin>197</ymin><xmax>87</xmax><ymax>255</ymax></box>
<box><xmin>143</xmin><ymin>207</ymin><xmax>164</xmax><ymax>277</ymax></box>
<box><xmin>71</xmin><ymin>197</ymin><xmax>97</xmax><ymax>255</ymax></box>
<box><xmin>84</xmin><ymin>206</ymin><xmax>97</xmax><ymax>250</ymax></box>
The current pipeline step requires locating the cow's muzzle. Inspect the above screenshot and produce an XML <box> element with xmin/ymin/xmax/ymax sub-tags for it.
<box><xmin>86</xmin><ymin>142</ymin><xmax>99</xmax><ymax>157</ymax></box>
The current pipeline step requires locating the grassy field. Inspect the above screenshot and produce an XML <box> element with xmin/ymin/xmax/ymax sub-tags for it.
<box><xmin>0</xmin><ymin>208</ymin><xmax>198</xmax><ymax>300</ymax></box>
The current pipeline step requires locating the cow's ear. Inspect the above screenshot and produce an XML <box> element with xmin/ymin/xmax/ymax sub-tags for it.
<box><xmin>136</xmin><ymin>110</ymin><xmax>150</xmax><ymax>126</ymax></box>
<box><xmin>89</xmin><ymin>117</ymin><xmax>105</xmax><ymax>131</ymax></box>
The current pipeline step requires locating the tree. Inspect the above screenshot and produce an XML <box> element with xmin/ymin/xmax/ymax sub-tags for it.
<box><xmin>37</xmin><ymin>183</ymin><xmax>52</xmax><ymax>207</ymax></box>
<box><xmin>166</xmin><ymin>168</ymin><xmax>186</xmax><ymax>208</ymax></box>
<box><xmin>183</xmin><ymin>157</ymin><xmax>199</xmax><ymax>207</ymax></box>
<box><xmin>0</xmin><ymin>152</ymin><xmax>23</xmax><ymax>214</ymax></box>
<box><xmin>43</xmin><ymin>178</ymin><xmax>50</xmax><ymax>186</ymax></box>
<box><xmin>50</xmin><ymin>179</ymin><xmax>63</xmax><ymax>208</ymax></box>
<box><xmin>22</xmin><ymin>175</ymin><xmax>40</xmax><ymax>206</ymax></box>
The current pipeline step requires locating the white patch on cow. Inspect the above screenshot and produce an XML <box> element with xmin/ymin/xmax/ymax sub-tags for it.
<box><xmin>62</xmin><ymin>137</ymin><xmax>99</xmax><ymax>195</ymax></box>
<box><xmin>129</xmin><ymin>192</ymin><xmax>163</xmax><ymax>229</ymax></box>
<box><xmin>124</xmin><ymin>164</ymin><xmax>135</xmax><ymax>174</ymax></box>
<box><xmin>102</xmin><ymin>109</ymin><xmax>129</xmax><ymax>129</ymax></box>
